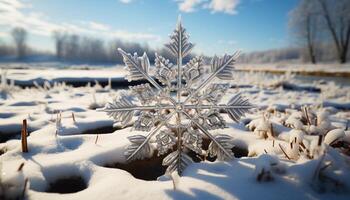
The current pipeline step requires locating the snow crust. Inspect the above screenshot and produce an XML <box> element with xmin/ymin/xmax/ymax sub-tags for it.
<box><xmin>1</xmin><ymin>67</ymin><xmax>350</xmax><ymax>200</ymax></box>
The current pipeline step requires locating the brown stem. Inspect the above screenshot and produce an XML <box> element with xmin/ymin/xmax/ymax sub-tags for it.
<box><xmin>279</xmin><ymin>143</ymin><xmax>291</xmax><ymax>160</ymax></box>
<box><xmin>304</xmin><ymin>107</ymin><xmax>311</xmax><ymax>126</ymax></box>
<box><xmin>270</xmin><ymin>123</ymin><xmax>274</xmax><ymax>138</ymax></box>
<box><xmin>17</xmin><ymin>162</ymin><xmax>25</xmax><ymax>171</ymax></box>
<box><xmin>72</xmin><ymin>112</ymin><xmax>76</xmax><ymax>123</ymax></box>
<box><xmin>95</xmin><ymin>134</ymin><xmax>99</xmax><ymax>144</ymax></box>
<box><xmin>318</xmin><ymin>135</ymin><xmax>323</xmax><ymax>146</ymax></box>
<box><xmin>21</xmin><ymin>119</ymin><xmax>28</xmax><ymax>153</ymax></box>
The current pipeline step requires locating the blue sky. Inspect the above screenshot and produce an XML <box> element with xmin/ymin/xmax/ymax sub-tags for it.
<box><xmin>0</xmin><ymin>0</ymin><xmax>299</xmax><ymax>55</ymax></box>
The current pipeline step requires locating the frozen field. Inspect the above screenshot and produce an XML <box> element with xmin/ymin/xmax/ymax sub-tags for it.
<box><xmin>0</xmin><ymin>66</ymin><xmax>350</xmax><ymax>200</ymax></box>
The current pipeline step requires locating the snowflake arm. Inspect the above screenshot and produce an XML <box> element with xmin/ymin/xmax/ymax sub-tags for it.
<box><xmin>98</xmin><ymin>96</ymin><xmax>174</xmax><ymax>127</ymax></box>
<box><xmin>208</xmin><ymin>134</ymin><xmax>234</xmax><ymax>161</ymax></box>
<box><xmin>163</xmin><ymin>150</ymin><xmax>193</xmax><ymax>175</ymax></box>
<box><xmin>183</xmin><ymin>51</ymin><xmax>240</xmax><ymax>105</ymax></box>
<box><xmin>183</xmin><ymin>93</ymin><xmax>253</xmax><ymax>121</ymax></box>
<box><xmin>125</xmin><ymin>135</ymin><xmax>152</xmax><ymax>161</ymax></box>
<box><xmin>181</xmin><ymin>111</ymin><xmax>233</xmax><ymax>160</ymax></box>
<box><xmin>165</xmin><ymin>16</ymin><xmax>194</xmax><ymax>60</ymax></box>
<box><xmin>119</xmin><ymin>48</ymin><xmax>178</xmax><ymax>105</ymax></box>
<box><xmin>183</xmin><ymin>56</ymin><xmax>203</xmax><ymax>87</ymax></box>
<box><xmin>225</xmin><ymin>94</ymin><xmax>253</xmax><ymax>122</ymax></box>
<box><xmin>118</xmin><ymin>48</ymin><xmax>162</xmax><ymax>90</ymax></box>
<box><xmin>154</xmin><ymin>53</ymin><xmax>175</xmax><ymax>86</ymax></box>
<box><xmin>126</xmin><ymin>112</ymin><xmax>176</xmax><ymax>161</ymax></box>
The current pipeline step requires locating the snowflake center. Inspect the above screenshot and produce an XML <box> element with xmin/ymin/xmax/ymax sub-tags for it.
<box><xmin>175</xmin><ymin>103</ymin><xmax>183</xmax><ymax>112</ymax></box>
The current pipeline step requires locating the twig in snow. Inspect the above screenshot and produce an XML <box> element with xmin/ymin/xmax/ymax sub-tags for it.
<box><xmin>95</xmin><ymin>134</ymin><xmax>99</xmax><ymax>144</ymax></box>
<box><xmin>21</xmin><ymin>119</ymin><xmax>28</xmax><ymax>153</ymax></box>
<box><xmin>299</xmin><ymin>141</ymin><xmax>311</xmax><ymax>158</ymax></box>
<box><xmin>72</xmin><ymin>112</ymin><xmax>76</xmax><ymax>123</ymax></box>
<box><xmin>304</xmin><ymin>106</ymin><xmax>312</xmax><ymax>125</ymax></box>
<box><xmin>318</xmin><ymin>135</ymin><xmax>323</xmax><ymax>146</ymax></box>
<box><xmin>299</xmin><ymin>146</ymin><xmax>303</xmax><ymax>153</ymax></box>
<box><xmin>270</xmin><ymin>123</ymin><xmax>275</xmax><ymax>137</ymax></box>
<box><xmin>272</xmin><ymin>140</ymin><xmax>275</xmax><ymax>147</ymax></box>
<box><xmin>264</xmin><ymin>149</ymin><xmax>268</xmax><ymax>154</ymax></box>
<box><xmin>17</xmin><ymin>162</ymin><xmax>25</xmax><ymax>171</ymax></box>
<box><xmin>279</xmin><ymin>144</ymin><xmax>291</xmax><ymax>160</ymax></box>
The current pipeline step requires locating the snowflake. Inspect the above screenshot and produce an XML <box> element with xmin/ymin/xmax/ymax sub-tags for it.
<box><xmin>100</xmin><ymin>17</ymin><xmax>253</xmax><ymax>176</ymax></box>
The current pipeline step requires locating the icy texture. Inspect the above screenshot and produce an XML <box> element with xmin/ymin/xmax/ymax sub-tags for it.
<box><xmin>99</xmin><ymin>18</ymin><xmax>252</xmax><ymax>175</ymax></box>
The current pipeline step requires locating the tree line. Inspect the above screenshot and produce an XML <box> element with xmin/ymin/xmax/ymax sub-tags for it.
<box><xmin>0</xmin><ymin>0</ymin><xmax>349</xmax><ymax>64</ymax></box>
<box><xmin>0</xmin><ymin>28</ymin><xmax>194</xmax><ymax>64</ymax></box>
<box><xmin>289</xmin><ymin>0</ymin><xmax>350</xmax><ymax>64</ymax></box>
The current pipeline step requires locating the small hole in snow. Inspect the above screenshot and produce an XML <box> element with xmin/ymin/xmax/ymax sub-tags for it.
<box><xmin>104</xmin><ymin>152</ymin><xmax>167</xmax><ymax>181</ymax></box>
<box><xmin>102</xmin><ymin>138</ymin><xmax>248</xmax><ymax>180</ymax></box>
<box><xmin>0</xmin><ymin>147</ymin><xmax>6</xmax><ymax>156</ymax></box>
<box><xmin>59</xmin><ymin>138</ymin><xmax>83</xmax><ymax>150</ymax></box>
<box><xmin>0</xmin><ymin>133</ymin><xmax>20</xmax><ymax>143</ymax></box>
<box><xmin>46</xmin><ymin>176</ymin><xmax>87</xmax><ymax>194</ymax></box>
<box><xmin>231</xmin><ymin>146</ymin><xmax>248</xmax><ymax>158</ymax></box>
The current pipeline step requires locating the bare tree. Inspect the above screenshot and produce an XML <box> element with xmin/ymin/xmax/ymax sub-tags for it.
<box><xmin>317</xmin><ymin>0</ymin><xmax>350</xmax><ymax>63</ymax></box>
<box><xmin>11</xmin><ymin>27</ymin><xmax>27</xmax><ymax>59</ymax></box>
<box><xmin>53</xmin><ymin>31</ymin><xmax>66</xmax><ymax>59</ymax></box>
<box><xmin>289</xmin><ymin>0</ymin><xmax>320</xmax><ymax>64</ymax></box>
<box><xmin>66</xmin><ymin>34</ymin><xmax>79</xmax><ymax>60</ymax></box>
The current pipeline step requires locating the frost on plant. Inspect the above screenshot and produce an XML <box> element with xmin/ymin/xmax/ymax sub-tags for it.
<box><xmin>100</xmin><ymin>17</ymin><xmax>253</xmax><ymax>175</ymax></box>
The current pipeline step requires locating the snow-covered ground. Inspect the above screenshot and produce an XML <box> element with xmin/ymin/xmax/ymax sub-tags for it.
<box><xmin>236</xmin><ymin>63</ymin><xmax>350</xmax><ymax>77</ymax></box>
<box><xmin>0</xmin><ymin>67</ymin><xmax>350</xmax><ymax>200</ymax></box>
<box><xmin>0</xmin><ymin>67</ymin><xmax>127</xmax><ymax>87</ymax></box>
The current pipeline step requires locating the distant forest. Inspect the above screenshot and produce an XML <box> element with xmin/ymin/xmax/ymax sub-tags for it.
<box><xmin>0</xmin><ymin>31</ymin><xmax>196</xmax><ymax>64</ymax></box>
<box><xmin>0</xmin><ymin>34</ymin><xmax>348</xmax><ymax>64</ymax></box>
<box><xmin>0</xmin><ymin>0</ymin><xmax>349</xmax><ymax>64</ymax></box>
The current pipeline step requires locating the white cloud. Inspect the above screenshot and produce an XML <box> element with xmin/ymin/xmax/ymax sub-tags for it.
<box><xmin>176</xmin><ymin>0</ymin><xmax>240</xmax><ymax>15</ymax></box>
<box><xmin>119</xmin><ymin>0</ymin><xmax>133</xmax><ymax>3</ymax></box>
<box><xmin>0</xmin><ymin>0</ymin><xmax>27</xmax><ymax>9</ymax></box>
<box><xmin>177</xmin><ymin>0</ymin><xmax>202</xmax><ymax>12</ymax></box>
<box><xmin>0</xmin><ymin>0</ymin><xmax>161</xmax><ymax>44</ymax></box>
<box><xmin>207</xmin><ymin>0</ymin><xmax>240</xmax><ymax>14</ymax></box>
